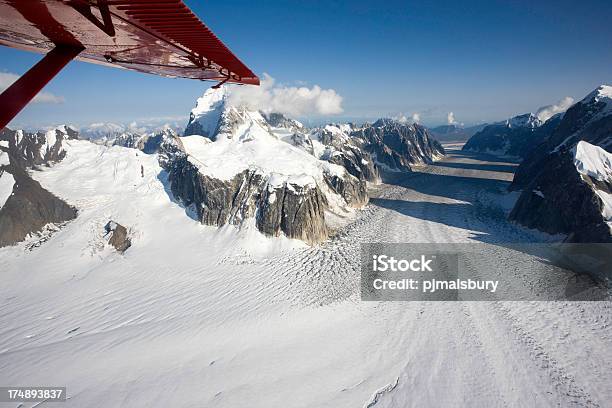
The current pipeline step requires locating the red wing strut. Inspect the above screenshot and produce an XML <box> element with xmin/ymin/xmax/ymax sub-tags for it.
<box><xmin>0</xmin><ymin>0</ymin><xmax>259</xmax><ymax>129</ymax></box>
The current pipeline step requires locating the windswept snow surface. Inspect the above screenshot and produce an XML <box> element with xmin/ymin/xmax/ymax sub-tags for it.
<box><xmin>1</xmin><ymin>143</ymin><xmax>611</xmax><ymax>407</ymax></box>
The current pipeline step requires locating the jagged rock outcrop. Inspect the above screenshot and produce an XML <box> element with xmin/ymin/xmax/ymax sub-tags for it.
<box><xmin>109</xmin><ymin>128</ymin><xmax>180</xmax><ymax>155</ymax></box>
<box><xmin>310</xmin><ymin>124</ymin><xmax>379</xmax><ymax>183</ymax></box>
<box><xmin>104</xmin><ymin>221</ymin><xmax>131</xmax><ymax>253</ymax></box>
<box><xmin>111</xmin><ymin>132</ymin><xmax>143</xmax><ymax>149</ymax></box>
<box><xmin>508</xmin><ymin>85</ymin><xmax>612</xmax><ymax>242</ymax></box>
<box><xmin>463</xmin><ymin>113</ymin><xmax>562</xmax><ymax>159</ymax></box>
<box><xmin>0</xmin><ymin>127</ymin><xmax>78</xmax><ymax>247</ymax></box>
<box><xmin>165</xmin><ymin>156</ymin><xmax>330</xmax><ymax>244</ymax></box>
<box><xmin>263</xmin><ymin>112</ymin><xmax>304</xmax><ymax>131</ymax></box>
<box><xmin>257</xmin><ymin>177</ymin><xmax>328</xmax><ymax>244</ymax></box>
<box><xmin>351</xmin><ymin>119</ymin><xmax>445</xmax><ymax>172</ymax></box>
<box><xmin>2</xmin><ymin>125</ymin><xmax>77</xmax><ymax>168</ymax></box>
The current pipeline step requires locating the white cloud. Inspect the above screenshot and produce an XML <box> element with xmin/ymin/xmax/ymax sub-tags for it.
<box><xmin>392</xmin><ymin>112</ymin><xmax>420</xmax><ymax>124</ymax></box>
<box><xmin>227</xmin><ymin>73</ymin><xmax>343</xmax><ymax>117</ymax></box>
<box><xmin>0</xmin><ymin>72</ymin><xmax>65</xmax><ymax>104</ymax></box>
<box><xmin>536</xmin><ymin>96</ymin><xmax>574</xmax><ymax>122</ymax></box>
<box><xmin>393</xmin><ymin>113</ymin><xmax>409</xmax><ymax>123</ymax></box>
<box><xmin>447</xmin><ymin>112</ymin><xmax>457</xmax><ymax>125</ymax></box>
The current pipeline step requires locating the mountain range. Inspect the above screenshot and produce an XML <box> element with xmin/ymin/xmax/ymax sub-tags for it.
<box><xmin>0</xmin><ymin>87</ymin><xmax>444</xmax><ymax>247</ymax></box>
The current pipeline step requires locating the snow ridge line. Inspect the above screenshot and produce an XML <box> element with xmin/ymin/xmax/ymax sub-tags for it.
<box><xmin>363</xmin><ymin>377</ymin><xmax>400</xmax><ymax>408</ymax></box>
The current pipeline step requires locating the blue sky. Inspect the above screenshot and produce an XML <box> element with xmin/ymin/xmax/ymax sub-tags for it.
<box><xmin>1</xmin><ymin>0</ymin><xmax>611</xmax><ymax>128</ymax></box>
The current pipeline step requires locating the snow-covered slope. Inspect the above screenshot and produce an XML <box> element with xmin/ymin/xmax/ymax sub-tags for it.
<box><xmin>574</xmin><ymin>140</ymin><xmax>612</xmax><ymax>181</ymax></box>
<box><xmin>183</xmin><ymin>86</ymin><xmax>228</xmax><ymax>138</ymax></box>
<box><xmin>573</xmin><ymin>141</ymin><xmax>612</xmax><ymax>231</ymax></box>
<box><xmin>180</xmin><ymin>109</ymin><xmax>342</xmax><ymax>185</ymax></box>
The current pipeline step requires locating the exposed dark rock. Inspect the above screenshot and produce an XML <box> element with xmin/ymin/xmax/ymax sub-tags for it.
<box><xmin>0</xmin><ymin>127</ymin><xmax>78</xmax><ymax>247</ymax></box>
<box><xmin>323</xmin><ymin>168</ymin><xmax>368</xmax><ymax>208</ymax></box>
<box><xmin>508</xmin><ymin>86</ymin><xmax>612</xmax><ymax>243</ymax></box>
<box><xmin>0</xmin><ymin>166</ymin><xmax>77</xmax><ymax>247</ymax></box>
<box><xmin>165</xmin><ymin>156</ymin><xmax>331</xmax><ymax>244</ymax></box>
<box><xmin>511</xmin><ymin>87</ymin><xmax>612</xmax><ymax>191</ymax></box>
<box><xmin>111</xmin><ymin>132</ymin><xmax>143</xmax><ymax>149</ymax></box>
<box><xmin>508</xmin><ymin>149</ymin><xmax>611</xmax><ymax>242</ymax></box>
<box><xmin>104</xmin><ymin>221</ymin><xmax>131</xmax><ymax>253</ymax></box>
<box><xmin>257</xmin><ymin>179</ymin><xmax>328</xmax><ymax>244</ymax></box>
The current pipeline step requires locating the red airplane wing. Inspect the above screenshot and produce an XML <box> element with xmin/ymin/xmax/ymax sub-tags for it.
<box><xmin>0</xmin><ymin>0</ymin><xmax>259</xmax><ymax>85</ymax></box>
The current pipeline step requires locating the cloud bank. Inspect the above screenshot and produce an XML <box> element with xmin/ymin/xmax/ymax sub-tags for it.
<box><xmin>536</xmin><ymin>96</ymin><xmax>574</xmax><ymax>122</ymax></box>
<box><xmin>227</xmin><ymin>74</ymin><xmax>343</xmax><ymax>117</ymax></box>
<box><xmin>0</xmin><ymin>72</ymin><xmax>65</xmax><ymax>104</ymax></box>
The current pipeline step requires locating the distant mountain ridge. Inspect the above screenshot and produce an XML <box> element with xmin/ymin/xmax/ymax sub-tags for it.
<box><xmin>429</xmin><ymin>123</ymin><xmax>487</xmax><ymax>142</ymax></box>
<box><xmin>462</xmin><ymin>112</ymin><xmax>563</xmax><ymax>159</ymax></box>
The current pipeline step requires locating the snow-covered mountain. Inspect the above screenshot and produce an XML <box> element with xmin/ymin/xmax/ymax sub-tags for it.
<box><xmin>109</xmin><ymin>128</ymin><xmax>179</xmax><ymax>154</ymax></box>
<box><xmin>509</xmin><ymin>85</ymin><xmax>612</xmax><ymax>242</ymax></box>
<box><xmin>462</xmin><ymin>112</ymin><xmax>563</xmax><ymax>159</ymax></box>
<box><xmin>307</xmin><ymin>123</ymin><xmax>379</xmax><ymax>182</ymax></box>
<box><xmin>507</xmin><ymin>112</ymin><xmax>543</xmax><ymax>129</ymax></box>
<box><xmin>166</xmin><ymin>88</ymin><xmax>370</xmax><ymax>244</ymax></box>
<box><xmin>351</xmin><ymin>118</ymin><xmax>445</xmax><ymax>172</ymax></box>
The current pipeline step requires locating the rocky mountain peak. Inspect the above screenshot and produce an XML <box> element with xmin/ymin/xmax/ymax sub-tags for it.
<box><xmin>184</xmin><ymin>86</ymin><xmax>228</xmax><ymax>138</ymax></box>
<box><xmin>507</xmin><ymin>113</ymin><xmax>542</xmax><ymax>129</ymax></box>
<box><xmin>577</xmin><ymin>84</ymin><xmax>612</xmax><ymax>118</ymax></box>
<box><xmin>262</xmin><ymin>112</ymin><xmax>304</xmax><ymax>130</ymax></box>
